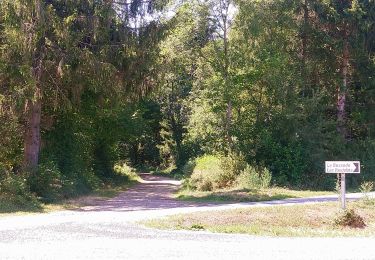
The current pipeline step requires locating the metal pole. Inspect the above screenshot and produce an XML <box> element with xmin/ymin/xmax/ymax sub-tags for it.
<box><xmin>337</xmin><ymin>173</ymin><xmax>341</xmax><ymax>204</ymax></box>
<box><xmin>341</xmin><ymin>173</ymin><xmax>346</xmax><ymax>209</ymax></box>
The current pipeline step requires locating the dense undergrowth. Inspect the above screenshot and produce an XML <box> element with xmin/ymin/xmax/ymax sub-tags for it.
<box><xmin>182</xmin><ymin>154</ymin><xmax>272</xmax><ymax>192</ymax></box>
<box><xmin>0</xmin><ymin>162</ymin><xmax>138</xmax><ymax>213</ymax></box>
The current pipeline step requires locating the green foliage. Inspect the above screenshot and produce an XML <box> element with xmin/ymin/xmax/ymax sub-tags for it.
<box><xmin>0</xmin><ymin>0</ymin><xmax>168</xmax><ymax>205</ymax></box>
<box><xmin>186</xmin><ymin>153</ymin><xmax>265</xmax><ymax>191</ymax></box>
<box><xmin>0</xmin><ymin>112</ymin><xmax>22</xmax><ymax>171</ymax></box>
<box><xmin>188</xmin><ymin>155</ymin><xmax>222</xmax><ymax>191</ymax></box>
<box><xmin>189</xmin><ymin>223</ymin><xmax>205</xmax><ymax>231</ymax></box>
<box><xmin>113</xmin><ymin>162</ymin><xmax>139</xmax><ymax>181</ymax></box>
<box><xmin>219</xmin><ymin>152</ymin><xmax>247</xmax><ymax>188</ymax></box>
<box><xmin>182</xmin><ymin>160</ymin><xmax>196</xmax><ymax>176</ymax></box>
<box><xmin>261</xmin><ymin>168</ymin><xmax>272</xmax><ymax>189</ymax></box>
<box><xmin>359</xmin><ymin>181</ymin><xmax>374</xmax><ymax>203</ymax></box>
<box><xmin>41</xmin><ymin>110</ymin><xmax>100</xmax><ymax>196</ymax></box>
<box><xmin>256</xmin><ymin>131</ymin><xmax>306</xmax><ymax>186</ymax></box>
<box><xmin>0</xmin><ymin>173</ymin><xmax>39</xmax><ymax>211</ymax></box>
<box><xmin>235</xmin><ymin>165</ymin><xmax>272</xmax><ymax>190</ymax></box>
<box><xmin>118</xmin><ymin>100</ymin><xmax>163</xmax><ymax>168</ymax></box>
<box><xmin>28</xmin><ymin>162</ymin><xmax>63</xmax><ymax>202</ymax></box>
<box><xmin>0</xmin><ymin>0</ymin><xmax>374</xmax><ymax>203</ymax></box>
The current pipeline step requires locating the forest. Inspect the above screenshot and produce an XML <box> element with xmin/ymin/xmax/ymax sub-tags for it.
<box><xmin>0</xmin><ymin>0</ymin><xmax>374</xmax><ymax>206</ymax></box>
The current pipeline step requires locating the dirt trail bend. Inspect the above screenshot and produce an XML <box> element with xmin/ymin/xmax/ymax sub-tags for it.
<box><xmin>78</xmin><ymin>173</ymin><xmax>216</xmax><ymax>212</ymax></box>
<box><xmin>79</xmin><ymin>173</ymin><xmax>374</xmax><ymax>214</ymax></box>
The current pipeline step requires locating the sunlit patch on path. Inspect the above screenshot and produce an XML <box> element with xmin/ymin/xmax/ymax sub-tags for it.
<box><xmin>77</xmin><ymin>173</ymin><xmax>217</xmax><ymax>212</ymax></box>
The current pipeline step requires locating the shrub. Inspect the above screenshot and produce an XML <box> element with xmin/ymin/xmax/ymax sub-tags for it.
<box><xmin>360</xmin><ymin>181</ymin><xmax>374</xmax><ymax>194</ymax></box>
<box><xmin>359</xmin><ymin>181</ymin><xmax>374</xmax><ymax>204</ymax></box>
<box><xmin>0</xmin><ymin>174</ymin><xmax>39</xmax><ymax>211</ymax></box>
<box><xmin>190</xmin><ymin>171</ymin><xmax>214</xmax><ymax>191</ymax></box>
<box><xmin>334</xmin><ymin>209</ymin><xmax>366</xmax><ymax>228</ymax></box>
<box><xmin>219</xmin><ymin>152</ymin><xmax>247</xmax><ymax>188</ymax></box>
<box><xmin>188</xmin><ymin>155</ymin><xmax>222</xmax><ymax>191</ymax></box>
<box><xmin>60</xmin><ymin>177</ymin><xmax>77</xmax><ymax>198</ymax></box>
<box><xmin>28</xmin><ymin>161</ymin><xmax>63</xmax><ymax>202</ymax></box>
<box><xmin>256</xmin><ymin>130</ymin><xmax>306</xmax><ymax>186</ymax></box>
<box><xmin>0</xmin><ymin>113</ymin><xmax>23</xmax><ymax>171</ymax></box>
<box><xmin>235</xmin><ymin>165</ymin><xmax>272</xmax><ymax>190</ymax></box>
<box><xmin>261</xmin><ymin>168</ymin><xmax>272</xmax><ymax>188</ymax></box>
<box><xmin>187</xmin><ymin>153</ymin><xmax>251</xmax><ymax>191</ymax></box>
<box><xmin>182</xmin><ymin>159</ymin><xmax>196</xmax><ymax>176</ymax></box>
<box><xmin>113</xmin><ymin>161</ymin><xmax>139</xmax><ymax>180</ymax></box>
<box><xmin>78</xmin><ymin>169</ymin><xmax>103</xmax><ymax>191</ymax></box>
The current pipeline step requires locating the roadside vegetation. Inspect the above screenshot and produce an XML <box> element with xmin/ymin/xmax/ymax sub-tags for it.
<box><xmin>1</xmin><ymin>1</ymin><xmax>374</xmax><ymax>213</ymax></box>
<box><xmin>174</xmin><ymin>154</ymin><xmax>333</xmax><ymax>203</ymax></box>
<box><xmin>175</xmin><ymin>187</ymin><xmax>333</xmax><ymax>203</ymax></box>
<box><xmin>0</xmin><ymin>162</ymin><xmax>139</xmax><ymax>215</ymax></box>
<box><xmin>143</xmin><ymin>199</ymin><xmax>375</xmax><ymax>237</ymax></box>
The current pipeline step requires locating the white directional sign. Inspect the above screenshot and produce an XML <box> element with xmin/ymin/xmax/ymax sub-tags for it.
<box><xmin>325</xmin><ymin>161</ymin><xmax>360</xmax><ymax>174</ymax></box>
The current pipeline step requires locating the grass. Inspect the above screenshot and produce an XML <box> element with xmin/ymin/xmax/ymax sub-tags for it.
<box><xmin>143</xmin><ymin>199</ymin><xmax>375</xmax><ymax>237</ymax></box>
<box><xmin>0</xmin><ymin>179</ymin><xmax>138</xmax><ymax>217</ymax></box>
<box><xmin>176</xmin><ymin>186</ymin><xmax>334</xmax><ymax>203</ymax></box>
<box><xmin>0</xmin><ymin>199</ymin><xmax>42</xmax><ymax>215</ymax></box>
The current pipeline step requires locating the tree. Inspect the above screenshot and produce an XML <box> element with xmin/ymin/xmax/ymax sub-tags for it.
<box><xmin>0</xmin><ymin>0</ymin><xmax>167</xmax><ymax>170</ymax></box>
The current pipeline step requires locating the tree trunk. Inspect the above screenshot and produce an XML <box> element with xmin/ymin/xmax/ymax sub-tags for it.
<box><xmin>24</xmin><ymin>57</ymin><xmax>44</xmax><ymax>169</ymax></box>
<box><xmin>226</xmin><ymin>100</ymin><xmax>233</xmax><ymax>147</ymax></box>
<box><xmin>301</xmin><ymin>0</ymin><xmax>309</xmax><ymax>97</ymax></box>
<box><xmin>23</xmin><ymin>0</ymin><xmax>45</xmax><ymax>169</ymax></box>
<box><xmin>23</xmin><ymin>89</ymin><xmax>42</xmax><ymax>169</ymax></box>
<box><xmin>222</xmin><ymin>0</ymin><xmax>233</xmax><ymax>149</ymax></box>
<box><xmin>337</xmin><ymin>26</ymin><xmax>349</xmax><ymax>138</ymax></box>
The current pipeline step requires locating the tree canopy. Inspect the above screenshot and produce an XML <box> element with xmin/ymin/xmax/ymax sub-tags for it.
<box><xmin>0</xmin><ymin>0</ymin><xmax>374</xmax><ymax>202</ymax></box>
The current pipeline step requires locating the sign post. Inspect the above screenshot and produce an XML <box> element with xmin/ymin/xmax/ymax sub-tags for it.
<box><xmin>325</xmin><ymin>161</ymin><xmax>360</xmax><ymax>209</ymax></box>
<box><xmin>341</xmin><ymin>173</ymin><xmax>346</xmax><ymax>209</ymax></box>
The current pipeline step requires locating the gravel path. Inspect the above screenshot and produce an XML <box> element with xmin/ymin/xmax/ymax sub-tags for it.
<box><xmin>0</xmin><ymin>173</ymin><xmax>374</xmax><ymax>260</ymax></box>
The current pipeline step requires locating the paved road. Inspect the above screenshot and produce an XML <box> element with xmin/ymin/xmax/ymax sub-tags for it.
<box><xmin>0</xmin><ymin>173</ymin><xmax>374</xmax><ymax>260</ymax></box>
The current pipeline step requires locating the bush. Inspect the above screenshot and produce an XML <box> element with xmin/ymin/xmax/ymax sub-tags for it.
<box><xmin>189</xmin><ymin>155</ymin><xmax>221</xmax><ymax>191</ymax></box>
<box><xmin>334</xmin><ymin>209</ymin><xmax>366</xmax><ymax>228</ymax></box>
<box><xmin>0</xmin><ymin>112</ymin><xmax>23</xmax><ymax>171</ymax></box>
<box><xmin>0</xmin><ymin>174</ymin><xmax>39</xmax><ymax>211</ymax></box>
<box><xmin>359</xmin><ymin>181</ymin><xmax>374</xmax><ymax>204</ymax></box>
<box><xmin>113</xmin><ymin>161</ymin><xmax>139</xmax><ymax>181</ymax></box>
<box><xmin>235</xmin><ymin>165</ymin><xmax>272</xmax><ymax>190</ymax></box>
<box><xmin>360</xmin><ymin>181</ymin><xmax>374</xmax><ymax>194</ymax></box>
<box><xmin>190</xmin><ymin>171</ymin><xmax>214</xmax><ymax>191</ymax></box>
<box><xmin>78</xmin><ymin>169</ymin><xmax>103</xmax><ymax>191</ymax></box>
<box><xmin>187</xmin><ymin>153</ymin><xmax>251</xmax><ymax>191</ymax></box>
<box><xmin>261</xmin><ymin>168</ymin><xmax>272</xmax><ymax>188</ymax></box>
<box><xmin>28</xmin><ymin>161</ymin><xmax>63</xmax><ymax>202</ymax></box>
<box><xmin>256</xmin><ymin>130</ymin><xmax>306</xmax><ymax>186</ymax></box>
<box><xmin>182</xmin><ymin>159</ymin><xmax>196</xmax><ymax>176</ymax></box>
<box><xmin>219</xmin><ymin>152</ymin><xmax>247</xmax><ymax>188</ymax></box>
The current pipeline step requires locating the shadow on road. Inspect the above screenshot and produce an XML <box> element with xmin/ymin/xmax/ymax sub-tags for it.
<box><xmin>75</xmin><ymin>174</ymin><xmax>217</xmax><ymax>212</ymax></box>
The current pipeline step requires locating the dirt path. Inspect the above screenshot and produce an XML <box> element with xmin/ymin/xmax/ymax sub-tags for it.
<box><xmin>77</xmin><ymin>173</ymin><xmax>214</xmax><ymax>212</ymax></box>
<box><xmin>77</xmin><ymin>173</ymin><xmax>374</xmax><ymax>214</ymax></box>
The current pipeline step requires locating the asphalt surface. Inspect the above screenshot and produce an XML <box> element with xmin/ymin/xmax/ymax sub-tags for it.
<box><xmin>0</xmin><ymin>173</ymin><xmax>374</xmax><ymax>260</ymax></box>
